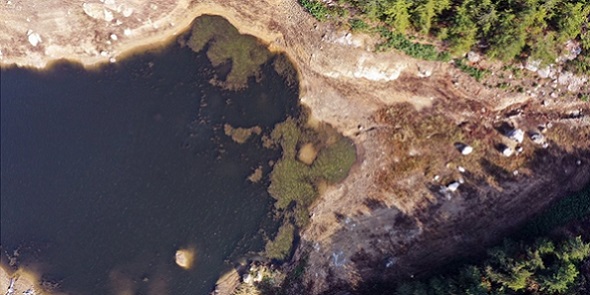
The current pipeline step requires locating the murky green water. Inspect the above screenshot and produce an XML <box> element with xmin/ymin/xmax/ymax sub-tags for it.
<box><xmin>0</xmin><ymin>16</ymin><xmax>299</xmax><ymax>295</ymax></box>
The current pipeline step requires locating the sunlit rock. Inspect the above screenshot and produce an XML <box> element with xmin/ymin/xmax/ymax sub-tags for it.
<box><xmin>27</xmin><ymin>31</ymin><xmax>41</xmax><ymax>47</ymax></box>
<box><xmin>298</xmin><ymin>143</ymin><xmax>317</xmax><ymax>165</ymax></box>
<box><xmin>175</xmin><ymin>248</ymin><xmax>196</xmax><ymax>270</ymax></box>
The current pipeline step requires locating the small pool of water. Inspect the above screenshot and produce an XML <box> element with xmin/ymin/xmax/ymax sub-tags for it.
<box><xmin>0</xmin><ymin>17</ymin><xmax>299</xmax><ymax>295</ymax></box>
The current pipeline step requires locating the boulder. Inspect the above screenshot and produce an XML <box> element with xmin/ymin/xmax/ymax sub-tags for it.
<box><xmin>447</xmin><ymin>182</ymin><xmax>460</xmax><ymax>192</ymax></box>
<box><xmin>507</xmin><ymin>129</ymin><xmax>524</xmax><ymax>143</ymax></box>
<box><xmin>467</xmin><ymin>51</ymin><xmax>480</xmax><ymax>63</ymax></box>
<box><xmin>455</xmin><ymin>142</ymin><xmax>473</xmax><ymax>155</ymax></box>
<box><xmin>502</xmin><ymin>146</ymin><xmax>514</xmax><ymax>157</ymax></box>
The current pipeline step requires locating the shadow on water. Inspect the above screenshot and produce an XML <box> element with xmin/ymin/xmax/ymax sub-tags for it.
<box><xmin>0</xmin><ymin>16</ymin><xmax>299</xmax><ymax>295</ymax></box>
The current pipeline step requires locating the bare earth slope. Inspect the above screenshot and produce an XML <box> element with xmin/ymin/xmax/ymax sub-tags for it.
<box><xmin>1</xmin><ymin>0</ymin><xmax>589</xmax><ymax>294</ymax></box>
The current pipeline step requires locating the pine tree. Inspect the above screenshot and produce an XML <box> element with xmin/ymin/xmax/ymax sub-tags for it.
<box><xmin>447</xmin><ymin>0</ymin><xmax>478</xmax><ymax>55</ymax></box>
<box><xmin>383</xmin><ymin>0</ymin><xmax>412</xmax><ymax>34</ymax></box>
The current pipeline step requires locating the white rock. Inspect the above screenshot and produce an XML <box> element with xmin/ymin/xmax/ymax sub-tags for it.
<box><xmin>82</xmin><ymin>3</ymin><xmax>105</xmax><ymax>20</ymax></box>
<box><xmin>110</xmin><ymin>34</ymin><xmax>118</xmax><ymax>41</ymax></box>
<box><xmin>27</xmin><ymin>32</ymin><xmax>41</xmax><ymax>47</ymax></box>
<box><xmin>461</xmin><ymin>145</ymin><xmax>473</xmax><ymax>155</ymax></box>
<box><xmin>243</xmin><ymin>273</ymin><xmax>253</xmax><ymax>284</ymax></box>
<box><xmin>123</xmin><ymin>28</ymin><xmax>131</xmax><ymax>36</ymax></box>
<box><xmin>447</xmin><ymin>182</ymin><xmax>460</xmax><ymax>192</ymax></box>
<box><xmin>507</xmin><ymin>129</ymin><xmax>524</xmax><ymax>143</ymax></box>
<box><xmin>537</xmin><ymin>66</ymin><xmax>551</xmax><ymax>79</ymax></box>
<box><xmin>122</xmin><ymin>7</ymin><xmax>134</xmax><ymax>17</ymax></box>
<box><xmin>467</xmin><ymin>51</ymin><xmax>480</xmax><ymax>63</ymax></box>
<box><xmin>525</xmin><ymin>59</ymin><xmax>541</xmax><ymax>72</ymax></box>
<box><xmin>104</xmin><ymin>9</ymin><xmax>114</xmax><ymax>22</ymax></box>
<box><xmin>530</xmin><ymin>133</ymin><xmax>544</xmax><ymax>144</ymax></box>
<box><xmin>502</xmin><ymin>147</ymin><xmax>514</xmax><ymax>157</ymax></box>
<box><xmin>458</xmin><ymin>166</ymin><xmax>466</xmax><ymax>173</ymax></box>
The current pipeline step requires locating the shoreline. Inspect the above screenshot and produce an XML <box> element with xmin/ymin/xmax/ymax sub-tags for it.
<box><xmin>0</xmin><ymin>264</ymin><xmax>52</xmax><ymax>295</ymax></box>
<box><xmin>0</xmin><ymin>1</ymin><xmax>285</xmax><ymax>71</ymax></box>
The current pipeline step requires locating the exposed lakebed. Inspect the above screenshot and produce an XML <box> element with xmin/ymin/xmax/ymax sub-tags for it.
<box><xmin>1</xmin><ymin>16</ymin><xmax>299</xmax><ymax>295</ymax></box>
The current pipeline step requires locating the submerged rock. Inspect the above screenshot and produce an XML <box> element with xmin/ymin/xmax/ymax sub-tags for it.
<box><xmin>175</xmin><ymin>248</ymin><xmax>196</xmax><ymax>270</ymax></box>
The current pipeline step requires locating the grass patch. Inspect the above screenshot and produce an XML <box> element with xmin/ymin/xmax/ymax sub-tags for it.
<box><xmin>454</xmin><ymin>58</ymin><xmax>488</xmax><ymax>82</ymax></box>
<box><xmin>298</xmin><ymin>0</ymin><xmax>330</xmax><ymax>21</ymax></box>
<box><xmin>265</xmin><ymin>222</ymin><xmax>295</xmax><ymax>261</ymax></box>
<box><xmin>185</xmin><ymin>15</ymin><xmax>270</xmax><ymax>89</ymax></box>
<box><xmin>348</xmin><ymin>18</ymin><xmax>371</xmax><ymax>32</ymax></box>
<box><xmin>377</xmin><ymin>27</ymin><xmax>450</xmax><ymax>61</ymax></box>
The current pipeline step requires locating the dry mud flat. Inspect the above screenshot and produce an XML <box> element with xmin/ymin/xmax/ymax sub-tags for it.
<box><xmin>1</xmin><ymin>0</ymin><xmax>590</xmax><ymax>294</ymax></box>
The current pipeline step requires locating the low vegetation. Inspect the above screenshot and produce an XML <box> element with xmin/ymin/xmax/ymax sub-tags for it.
<box><xmin>454</xmin><ymin>58</ymin><xmax>489</xmax><ymax>82</ymax></box>
<box><xmin>377</xmin><ymin>27</ymin><xmax>449</xmax><ymax>61</ymax></box>
<box><xmin>396</xmin><ymin>236</ymin><xmax>590</xmax><ymax>295</ymax></box>
<box><xmin>264</xmin><ymin>117</ymin><xmax>356</xmax><ymax>261</ymax></box>
<box><xmin>265</xmin><ymin>222</ymin><xmax>296</xmax><ymax>260</ymax></box>
<box><xmin>518</xmin><ymin>185</ymin><xmax>590</xmax><ymax>239</ymax></box>
<box><xmin>268</xmin><ymin>118</ymin><xmax>356</xmax><ymax>213</ymax></box>
<box><xmin>185</xmin><ymin>15</ymin><xmax>270</xmax><ymax>89</ymax></box>
<box><xmin>299</xmin><ymin>0</ymin><xmax>590</xmax><ymax>74</ymax></box>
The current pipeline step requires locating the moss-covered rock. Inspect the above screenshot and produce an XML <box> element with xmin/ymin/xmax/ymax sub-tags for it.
<box><xmin>310</xmin><ymin>137</ymin><xmax>357</xmax><ymax>183</ymax></box>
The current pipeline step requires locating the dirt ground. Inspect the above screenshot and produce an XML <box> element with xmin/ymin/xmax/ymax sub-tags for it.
<box><xmin>1</xmin><ymin>0</ymin><xmax>589</xmax><ymax>294</ymax></box>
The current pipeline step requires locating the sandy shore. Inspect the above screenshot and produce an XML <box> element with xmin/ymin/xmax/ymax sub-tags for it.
<box><xmin>0</xmin><ymin>264</ymin><xmax>50</xmax><ymax>295</ymax></box>
<box><xmin>0</xmin><ymin>0</ymin><xmax>285</xmax><ymax>70</ymax></box>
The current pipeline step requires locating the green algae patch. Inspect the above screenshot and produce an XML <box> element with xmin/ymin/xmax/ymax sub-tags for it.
<box><xmin>264</xmin><ymin>222</ymin><xmax>295</xmax><ymax>260</ymax></box>
<box><xmin>224</xmin><ymin>124</ymin><xmax>262</xmax><ymax>144</ymax></box>
<box><xmin>266</xmin><ymin>118</ymin><xmax>357</xmax><ymax>221</ymax></box>
<box><xmin>185</xmin><ymin>15</ymin><xmax>271</xmax><ymax>89</ymax></box>
<box><xmin>269</xmin><ymin>158</ymin><xmax>316</xmax><ymax>209</ymax></box>
<box><xmin>270</xmin><ymin>118</ymin><xmax>301</xmax><ymax>159</ymax></box>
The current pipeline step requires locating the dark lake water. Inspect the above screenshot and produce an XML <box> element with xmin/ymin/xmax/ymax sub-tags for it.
<box><xmin>0</xmin><ymin>29</ymin><xmax>298</xmax><ymax>294</ymax></box>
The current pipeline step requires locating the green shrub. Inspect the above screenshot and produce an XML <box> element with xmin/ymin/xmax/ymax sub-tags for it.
<box><xmin>377</xmin><ymin>28</ymin><xmax>450</xmax><ymax>61</ymax></box>
<box><xmin>349</xmin><ymin>18</ymin><xmax>370</xmax><ymax>32</ymax></box>
<box><xmin>396</xmin><ymin>236</ymin><xmax>590</xmax><ymax>295</ymax></box>
<box><xmin>299</xmin><ymin>0</ymin><xmax>330</xmax><ymax>21</ymax></box>
<box><xmin>454</xmin><ymin>58</ymin><xmax>488</xmax><ymax>81</ymax></box>
<box><xmin>518</xmin><ymin>185</ymin><xmax>590</xmax><ymax>238</ymax></box>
